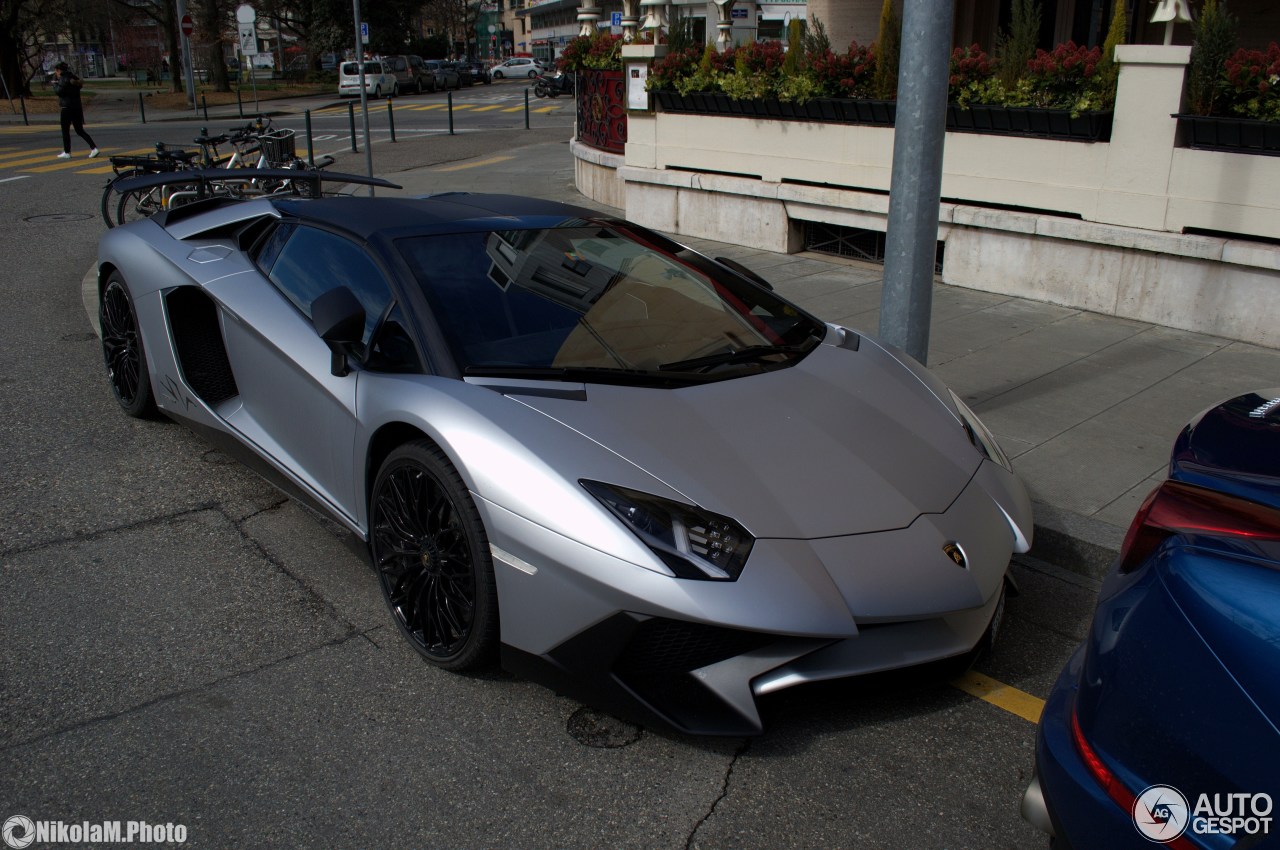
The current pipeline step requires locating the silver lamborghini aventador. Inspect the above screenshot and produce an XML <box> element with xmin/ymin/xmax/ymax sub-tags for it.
<box><xmin>97</xmin><ymin>179</ymin><xmax>1033</xmax><ymax>735</ymax></box>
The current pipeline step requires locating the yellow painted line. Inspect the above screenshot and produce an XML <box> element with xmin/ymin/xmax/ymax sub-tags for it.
<box><xmin>12</xmin><ymin>152</ymin><xmax>115</xmax><ymax>171</ymax></box>
<box><xmin>433</xmin><ymin>155</ymin><xmax>514</xmax><ymax>173</ymax></box>
<box><xmin>951</xmin><ymin>671</ymin><xmax>1045</xmax><ymax>723</ymax></box>
<box><xmin>532</xmin><ymin>106</ymin><xmax>560</xmax><ymax>113</ymax></box>
<box><xmin>469</xmin><ymin>104</ymin><xmax>503</xmax><ymax>112</ymax></box>
<box><xmin>501</xmin><ymin>105</ymin><xmax>527</xmax><ymax>112</ymax></box>
<box><xmin>409</xmin><ymin>104</ymin><xmax>445</xmax><ymax>111</ymax></box>
<box><xmin>0</xmin><ymin>146</ymin><xmax>62</xmax><ymax>161</ymax></box>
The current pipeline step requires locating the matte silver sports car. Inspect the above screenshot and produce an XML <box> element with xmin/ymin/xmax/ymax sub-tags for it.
<box><xmin>97</xmin><ymin>178</ymin><xmax>1033</xmax><ymax>735</ymax></box>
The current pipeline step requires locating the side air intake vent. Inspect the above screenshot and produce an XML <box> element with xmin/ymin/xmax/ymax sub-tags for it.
<box><xmin>165</xmin><ymin>287</ymin><xmax>239</xmax><ymax>406</ymax></box>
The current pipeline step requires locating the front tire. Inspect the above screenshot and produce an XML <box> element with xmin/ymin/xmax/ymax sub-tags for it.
<box><xmin>99</xmin><ymin>272</ymin><xmax>156</xmax><ymax>418</ymax></box>
<box><xmin>493</xmin><ymin>70</ymin><xmax>503</xmax><ymax>79</ymax></box>
<box><xmin>370</xmin><ymin>441</ymin><xmax>499</xmax><ymax>671</ymax></box>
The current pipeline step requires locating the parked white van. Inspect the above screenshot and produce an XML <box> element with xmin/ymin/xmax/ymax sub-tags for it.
<box><xmin>338</xmin><ymin>61</ymin><xmax>395</xmax><ymax>98</ymax></box>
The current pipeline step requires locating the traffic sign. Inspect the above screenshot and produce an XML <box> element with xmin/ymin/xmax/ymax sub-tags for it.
<box><xmin>180</xmin><ymin>14</ymin><xmax>193</xmax><ymax>37</ymax></box>
<box><xmin>611</xmin><ymin>11</ymin><xmax>622</xmax><ymax>26</ymax></box>
<box><xmin>360</xmin><ymin>22</ymin><xmax>369</xmax><ymax>45</ymax></box>
<box><xmin>236</xmin><ymin>4</ymin><xmax>255</xmax><ymax>24</ymax></box>
<box><xmin>238</xmin><ymin>23</ymin><xmax>258</xmax><ymax>56</ymax></box>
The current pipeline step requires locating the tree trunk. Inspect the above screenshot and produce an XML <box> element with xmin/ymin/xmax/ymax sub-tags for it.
<box><xmin>163</xmin><ymin>1</ymin><xmax>183</xmax><ymax>93</ymax></box>
<box><xmin>196</xmin><ymin>0</ymin><xmax>230</xmax><ymax>91</ymax></box>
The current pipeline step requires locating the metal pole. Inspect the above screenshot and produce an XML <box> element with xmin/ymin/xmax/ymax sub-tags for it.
<box><xmin>387</xmin><ymin>97</ymin><xmax>396</xmax><ymax>142</ymax></box>
<box><xmin>305</xmin><ymin>108</ymin><xmax>315</xmax><ymax>166</ymax></box>
<box><xmin>347</xmin><ymin>101</ymin><xmax>358</xmax><ymax>152</ymax></box>
<box><xmin>20</xmin><ymin>95</ymin><xmax>28</xmax><ymax>125</ymax></box>
<box><xmin>138</xmin><ymin>92</ymin><xmax>146</xmax><ymax>123</ymax></box>
<box><xmin>201</xmin><ymin>94</ymin><xmax>208</xmax><ymax>121</ymax></box>
<box><xmin>878</xmin><ymin>0</ymin><xmax>954</xmax><ymax>366</ymax></box>
<box><xmin>176</xmin><ymin>0</ymin><xmax>197</xmax><ymax>111</ymax></box>
<box><xmin>447</xmin><ymin>90</ymin><xmax>454</xmax><ymax>135</ymax></box>
<box><xmin>237</xmin><ymin>86</ymin><xmax>243</xmax><ymax>118</ymax></box>
<box><xmin>525</xmin><ymin>88</ymin><xmax>530</xmax><ymax>129</ymax></box>
<box><xmin>353</xmin><ymin>0</ymin><xmax>374</xmax><ymax>194</ymax></box>
<box><xmin>249</xmin><ymin>59</ymin><xmax>259</xmax><ymax>112</ymax></box>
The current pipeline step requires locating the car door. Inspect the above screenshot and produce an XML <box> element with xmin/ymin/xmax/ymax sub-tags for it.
<box><xmin>216</xmin><ymin>222</ymin><xmax>396</xmax><ymax>524</ymax></box>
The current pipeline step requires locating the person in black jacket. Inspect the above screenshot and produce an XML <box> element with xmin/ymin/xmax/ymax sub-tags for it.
<box><xmin>52</xmin><ymin>62</ymin><xmax>98</xmax><ymax>159</ymax></box>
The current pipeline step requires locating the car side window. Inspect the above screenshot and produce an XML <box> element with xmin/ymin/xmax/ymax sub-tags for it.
<box><xmin>366</xmin><ymin>303</ymin><xmax>422</xmax><ymax>373</ymax></box>
<box><xmin>263</xmin><ymin>225</ymin><xmax>393</xmax><ymax>350</ymax></box>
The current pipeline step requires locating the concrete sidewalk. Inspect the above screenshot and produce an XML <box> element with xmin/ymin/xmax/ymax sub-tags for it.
<box><xmin>59</xmin><ymin>89</ymin><xmax>1277</xmax><ymax>578</ymax></box>
<box><xmin>385</xmin><ymin>142</ymin><xmax>1278</xmax><ymax>579</ymax></box>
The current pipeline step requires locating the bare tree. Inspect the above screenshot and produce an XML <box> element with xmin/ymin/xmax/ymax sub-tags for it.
<box><xmin>108</xmin><ymin>0</ymin><xmax>182</xmax><ymax>92</ymax></box>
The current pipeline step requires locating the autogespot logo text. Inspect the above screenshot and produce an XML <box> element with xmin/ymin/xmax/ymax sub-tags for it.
<box><xmin>1133</xmin><ymin>786</ymin><xmax>1274</xmax><ymax>844</ymax></box>
<box><xmin>1</xmin><ymin>817</ymin><xmax>186</xmax><ymax>848</ymax></box>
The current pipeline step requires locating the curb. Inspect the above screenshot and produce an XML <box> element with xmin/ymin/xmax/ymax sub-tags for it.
<box><xmin>1027</xmin><ymin>501</ymin><xmax>1125</xmax><ymax>581</ymax></box>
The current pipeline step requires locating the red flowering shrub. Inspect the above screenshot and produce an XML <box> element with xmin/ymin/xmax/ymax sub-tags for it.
<box><xmin>1223</xmin><ymin>42</ymin><xmax>1280</xmax><ymax>120</ymax></box>
<box><xmin>1023</xmin><ymin>41</ymin><xmax>1102</xmax><ymax>109</ymax></box>
<box><xmin>949</xmin><ymin>43</ymin><xmax>992</xmax><ymax>88</ymax></box>
<box><xmin>809</xmin><ymin>42</ymin><xmax>876</xmax><ymax>98</ymax></box>
<box><xmin>558</xmin><ymin>32</ymin><xmax>622</xmax><ymax>72</ymax></box>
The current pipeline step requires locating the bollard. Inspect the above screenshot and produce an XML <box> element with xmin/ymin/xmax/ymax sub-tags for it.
<box><xmin>304</xmin><ymin>109</ymin><xmax>315</xmax><ymax>167</ymax></box>
<box><xmin>20</xmin><ymin>95</ymin><xmax>28</xmax><ymax>126</ymax></box>
<box><xmin>524</xmin><ymin>89</ymin><xmax>530</xmax><ymax>130</ymax></box>
<box><xmin>236</xmin><ymin>87</ymin><xmax>243</xmax><ymax>119</ymax></box>
<box><xmin>138</xmin><ymin>92</ymin><xmax>146</xmax><ymax>124</ymax></box>
<box><xmin>347</xmin><ymin>101</ymin><xmax>358</xmax><ymax>152</ymax></box>
<box><xmin>387</xmin><ymin>97</ymin><xmax>396</xmax><ymax>142</ymax></box>
<box><xmin>201</xmin><ymin>95</ymin><xmax>208</xmax><ymax>121</ymax></box>
<box><xmin>447</xmin><ymin>91</ymin><xmax>454</xmax><ymax>136</ymax></box>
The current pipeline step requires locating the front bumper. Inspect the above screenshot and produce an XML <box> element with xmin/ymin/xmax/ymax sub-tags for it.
<box><xmin>480</xmin><ymin>463</ymin><xmax>1026</xmax><ymax>735</ymax></box>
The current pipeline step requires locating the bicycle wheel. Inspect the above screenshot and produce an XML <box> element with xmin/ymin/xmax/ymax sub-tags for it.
<box><xmin>115</xmin><ymin>182</ymin><xmax>200</xmax><ymax>226</ymax></box>
<box><xmin>101</xmin><ymin>168</ymin><xmax>144</xmax><ymax>228</ymax></box>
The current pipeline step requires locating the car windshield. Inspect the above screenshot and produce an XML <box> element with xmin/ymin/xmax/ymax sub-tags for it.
<box><xmin>397</xmin><ymin>225</ymin><xmax>824</xmax><ymax>385</ymax></box>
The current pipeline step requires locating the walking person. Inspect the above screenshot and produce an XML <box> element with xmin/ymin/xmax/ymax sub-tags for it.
<box><xmin>51</xmin><ymin>62</ymin><xmax>99</xmax><ymax>159</ymax></box>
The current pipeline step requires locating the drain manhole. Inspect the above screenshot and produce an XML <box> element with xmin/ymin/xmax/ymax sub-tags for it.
<box><xmin>567</xmin><ymin>707</ymin><xmax>642</xmax><ymax>748</ymax></box>
<box><xmin>25</xmin><ymin>213</ymin><xmax>94</xmax><ymax>223</ymax></box>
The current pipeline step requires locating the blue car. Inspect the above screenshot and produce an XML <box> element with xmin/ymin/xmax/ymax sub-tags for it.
<box><xmin>1023</xmin><ymin>390</ymin><xmax>1280</xmax><ymax>849</ymax></box>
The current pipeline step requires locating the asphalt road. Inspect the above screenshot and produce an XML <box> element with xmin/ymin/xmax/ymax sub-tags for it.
<box><xmin>0</xmin><ymin>111</ymin><xmax>1094</xmax><ymax>849</ymax></box>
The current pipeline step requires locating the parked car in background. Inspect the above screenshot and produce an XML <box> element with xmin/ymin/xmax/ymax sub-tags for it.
<box><xmin>407</xmin><ymin>55</ymin><xmax>436</xmax><ymax>92</ymax></box>
<box><xmin>464</xmin><ymin>61</ymin><xmax>492</xmax><ymax>84</ymax></box>
<box><xmin>491</xmin><ymin>57</ymin><xmax>544</xmax><ymax>79</ymax></box>
<box><xmin>1023</xmin><ymin>389</ymin><xmax>1280</xmax><ymax>848</ymax></box>
<box><xmin>338</xmin><ymin>61</ymin><xmax>394</xmax><ymax>98</ymax></box>
<box><xmin>422</xmin><ymin>59</ymin><xmax>460</xmax><ymax>90</ymax></box>
<box><xmin>380</xmin><ymin>55</ymin><xmax>426</xmax><ymax>95</ymax></box>
<box><xmin>447</xmin><ymin>62</ymin><xmax>473</xmax><ymax>87</ymax></box>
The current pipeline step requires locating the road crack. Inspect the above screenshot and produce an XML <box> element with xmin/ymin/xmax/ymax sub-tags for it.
<box><xmin>686</xmin><ymin>737</ymin><xmax>751</xmax><ymax>850</ymax></box>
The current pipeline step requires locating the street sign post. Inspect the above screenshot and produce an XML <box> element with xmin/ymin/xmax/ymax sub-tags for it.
<box><xmin>360</xmin><ymin>22</ymin><xmax>369</xmax><ymax>45</ymax></box>
<box><xmin>180</xmin><ymin>15</ymin><xmax>193</xmax><ymax>37</ymax></box>
<box><xmin>236</xmin><ymin>4</ymin><xmax>258</xmax><ymax>111</ymax></box>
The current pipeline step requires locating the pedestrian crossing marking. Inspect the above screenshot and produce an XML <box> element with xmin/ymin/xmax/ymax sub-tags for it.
<box><xmin>25</xmin><ymin>149</ymin><xmax>129</xmax><ymax>173</ymax></box>
<box><xmin>0</xmin><ymin>146</ymin><xmax>62</xmax><ymax>161</ymax></box>
<box><xmin>469</xmin><ymin>105</ymin><xmax>503</xmax><ymax>112</ymax></box>
<box><xmin>408</xmin><ymin>104</ymin><xmax>445</xmax><ymax>111</ymax></box>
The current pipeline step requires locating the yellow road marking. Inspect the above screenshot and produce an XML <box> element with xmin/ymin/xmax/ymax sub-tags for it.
<box><xmin>951</xmin><ymin>671</ymin><xmax>1045</xmax><ymax>723</ymax></box>
<box><xmin>469</xmin><ymin>105</ymin><xmax>503</xmax><ymax>112</ymax></box>
<box><xmin>25</xmin><ymin>149</ymin><xmax>130</xmax><ymax>173</ymax></box>
<box><xmin>532</xmin><ymin>106</ymin><xmax>560</xmax><ymax>113</ymax></box>
<box><xmin>433</xmin><ymin>155</ymin><xmax>514</xmax><ymax>172</ymax></box>
<box><xmin>0</xmin><ymin>146</ymin><xmax>62</xmax><ymax>161</ymax></box>
<box><xmin>502</xmin><ymin>106</ymin><xmax>527</xmax><ymax>112</ymax></box>
<box><xmin>409</xmin><ymin>104</ymin><xmax>445</xmax><ymax>111</ymax></box>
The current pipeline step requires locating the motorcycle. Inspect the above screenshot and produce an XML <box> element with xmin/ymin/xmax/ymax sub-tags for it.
<box><xmin>533</xmin><ymin>71</ymin><xmax>575</xmax><ymax>99</ymax></box>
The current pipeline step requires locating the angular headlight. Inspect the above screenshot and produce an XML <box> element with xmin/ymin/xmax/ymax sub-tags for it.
<box><xmin>949</xmin><ymin>390</ymin><xmax>1012</xmax><ymax>471</ymax></box>
<box><xmin>580</xmin><ymin>480</ymin><xmax>754</xmax><ymax>581</ymax></box>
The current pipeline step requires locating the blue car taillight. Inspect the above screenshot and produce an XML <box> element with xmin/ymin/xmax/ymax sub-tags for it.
<box><xmin>1118</xmin><ymin>480</ymin><xmax>1280</xmax><ymax>574</ymax></box>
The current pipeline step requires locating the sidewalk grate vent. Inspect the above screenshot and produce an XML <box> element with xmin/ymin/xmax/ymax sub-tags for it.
<box><xmin>802</xmin><ymin>221</ymin><xmax>944</xmax><ymax>274</ymax></box>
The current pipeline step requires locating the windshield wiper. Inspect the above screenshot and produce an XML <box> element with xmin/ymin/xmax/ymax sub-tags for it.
<box><xmin>464</xmin><ymin>365</ymin><xmax>708</xmax><ymax>387</ymax></box>
<box><xmin>657</xmin><ymin>341</ymin><xmax>814</xmax><ymax>373</ymax></box>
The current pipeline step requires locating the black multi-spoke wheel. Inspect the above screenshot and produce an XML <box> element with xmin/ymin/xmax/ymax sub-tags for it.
<box><xmin>99</xmin><ymin>272</ymin><xmax>156</xmax><ymax>417</ymax></box>
<box><xmin>370</xmin><ymin>441</ymin><xmax>498</xmax><ymax>670</ymax></box>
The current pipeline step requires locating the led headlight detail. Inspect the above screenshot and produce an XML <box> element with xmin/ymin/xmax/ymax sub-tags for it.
<box><xmin>949</xmin><ymin>390</ymin><xmax>1012</xmax><ymax>471</ymax></box>
<box><xmin>580</xmin><ymin>480</ymin><xmax>754</xmax><ymax>581</ymax></box>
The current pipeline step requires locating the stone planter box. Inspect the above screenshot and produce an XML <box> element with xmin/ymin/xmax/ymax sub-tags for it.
<box><xmin>1174</xmin><ymin>114</ymin><xmax>1280</xmax><ymax>156</ymax></box>
<box><xmin>654</xmin><ymin>90</ymin><xmax>1111</xmax><ymax>141</ymax></box>
<box><xmin>946</xmin><ymin>105</ymin><xmax>1113</xmax><ymax>142</ymax></box>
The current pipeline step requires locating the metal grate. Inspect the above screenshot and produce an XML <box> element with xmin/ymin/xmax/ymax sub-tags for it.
<box><xmin>615</xmin><ymin>618</ymin><xmax>772</xmax><ymax>674</ymax></box>
<box><xmin>803</xmin><ymin>220</ymin><xmax>945</xmax><ymax>275</ymax></box>
<box><xmin>166</xmin><ymin>288</ymin><xmax>239</xmax><ymax>406</ymax></box>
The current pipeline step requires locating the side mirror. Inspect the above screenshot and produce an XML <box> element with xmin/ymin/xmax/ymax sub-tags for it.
<box><xmin>311</xmin><ymin>286</ymin><xmax>365</xmax><ymax>377</ymax></box>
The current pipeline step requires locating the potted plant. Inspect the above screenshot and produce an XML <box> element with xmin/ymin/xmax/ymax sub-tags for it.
<box><xmin>1177</xmin><ymin>40</ymin><xmax>1280</xmax><ymax>155</ymax></box>
<box><xmin>561</xmin><ymin>31</ymin><xmax>627</xmax><ymax>154</ymax></box>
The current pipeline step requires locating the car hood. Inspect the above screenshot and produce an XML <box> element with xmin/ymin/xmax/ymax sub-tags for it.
<box><xmin>507</xmin><ymin>338</ymin><xmax>980</xmax><ymax>539</ymax></box>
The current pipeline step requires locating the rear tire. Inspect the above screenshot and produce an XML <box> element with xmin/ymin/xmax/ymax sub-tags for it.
<box><xmin>99</xmin><ymin>272</ymin><xmax>157</xmax><ymax>418</ymax></box>
<box><xmin>370</xmin><ymin>440</ymin><xmax>499</xmax><ymax>671</ymax></box>
<box><xmin>100</xmin><ymin>167</ymin><xmax>144</xmax><ymax>228</ymax></box>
